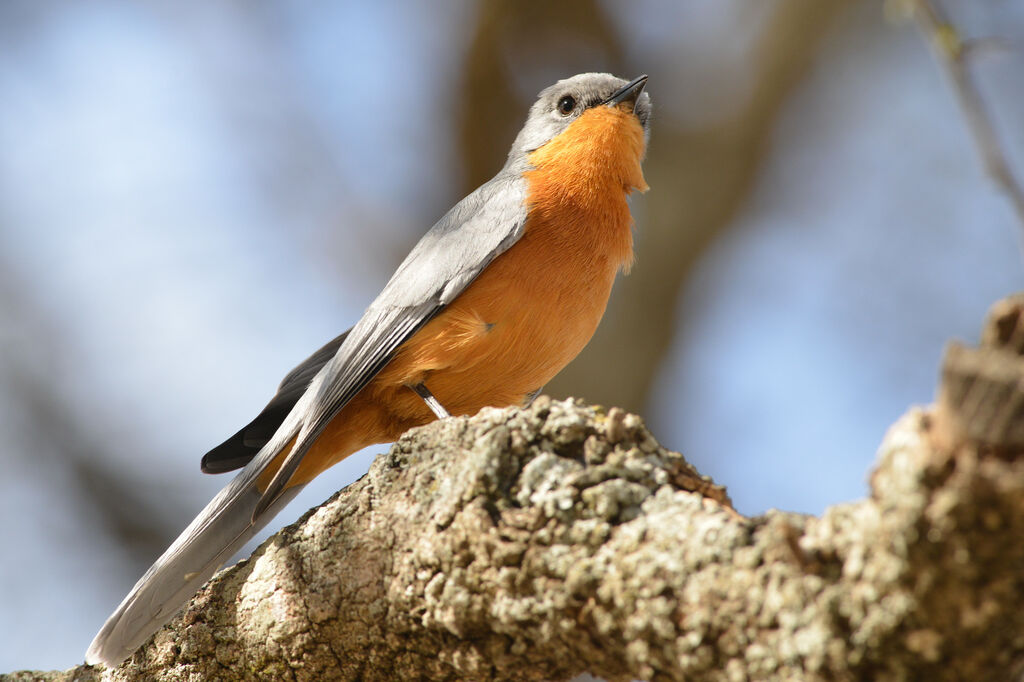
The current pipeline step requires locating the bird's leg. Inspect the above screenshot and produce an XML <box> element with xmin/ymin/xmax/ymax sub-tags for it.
<box><xmin>524</xmin><ymin>387</ymin><xmax>544</xmax><ymax>406</ymax></box>
<box><xmin>410</xmin><ymin>382</ymin><xmax>451</xmax><ymax>419</ymax></box>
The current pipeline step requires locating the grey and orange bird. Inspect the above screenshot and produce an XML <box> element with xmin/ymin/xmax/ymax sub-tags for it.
<box><xmin>87</xmin><ymin>72</ymin><xmax>652</xmax><ymax>667</ymax></box>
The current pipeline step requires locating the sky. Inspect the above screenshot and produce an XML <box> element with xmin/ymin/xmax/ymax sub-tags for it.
<box><xmin>0</xmin><ymin>0</ymin><xmax>1022</xmax><ymax>673</ymax></box>
<box><xmin>654</xmin><ymin>0</ymin><xmax>1024</xmax><ymax>514</ymax></box>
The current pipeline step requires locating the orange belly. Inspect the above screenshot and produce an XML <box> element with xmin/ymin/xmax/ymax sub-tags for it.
<box><xmin>282</xmin><ymin>104</ymin><xmax>648</xmax><ymax>487</ymax></box>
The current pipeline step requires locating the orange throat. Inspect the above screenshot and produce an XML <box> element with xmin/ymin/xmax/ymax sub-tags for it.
<box><xmin>524</xmin><ymin>104</ymin><xmax>649</xmax><ymax>271</ymax></box>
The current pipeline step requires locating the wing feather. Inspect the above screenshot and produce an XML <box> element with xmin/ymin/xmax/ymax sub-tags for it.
<box><xmin>252</xmin><ymin>171</ymin><xmax>528</xmax><ymax>516</ymax></box>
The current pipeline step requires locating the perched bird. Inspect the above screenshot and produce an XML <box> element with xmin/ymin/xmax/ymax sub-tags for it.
<box><xmin>87</xmin><ymin>72</ymin><xmax>652</xmax><ymax>667</ymax></box>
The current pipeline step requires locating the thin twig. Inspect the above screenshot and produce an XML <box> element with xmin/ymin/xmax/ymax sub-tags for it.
<box><xmin>912</xmin><ymin>0</ymin><xmax>1024</xmax><ymax>239</ymax></box>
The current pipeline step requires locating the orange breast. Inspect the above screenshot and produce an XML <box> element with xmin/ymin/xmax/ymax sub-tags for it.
<box><xmin>379</xmin><ymin>104</ymin><xmax>648</xmax><ymax>411</ymax></box>
<box><xmin>284</xmin><ymin>104</ymin><xmax>649</xmax><ymax>486</ymax></box>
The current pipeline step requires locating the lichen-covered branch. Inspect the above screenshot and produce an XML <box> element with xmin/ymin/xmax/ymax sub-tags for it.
<box><xmin>8</xmin><ymin>298</ymin><xmax>1024</xmax><ymax>681</ymax></box>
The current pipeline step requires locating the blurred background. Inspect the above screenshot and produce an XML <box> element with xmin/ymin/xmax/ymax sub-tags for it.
<box><xmin>1</xmin><ymin>0</ymin><xmax>1022</xmax><ymax>672</ymax></box>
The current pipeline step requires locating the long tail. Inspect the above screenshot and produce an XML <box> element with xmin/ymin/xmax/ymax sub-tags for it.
<box><xmin>85</xmin><ymin>466</ymin><xmax>305</xmax><ymax>667</ymax></box>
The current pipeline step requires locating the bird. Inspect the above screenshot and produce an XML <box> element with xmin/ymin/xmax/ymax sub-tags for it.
<box><xmin>86</xmin><ymin>71</ymin><xmax>652</xmax><ymax>667</ymax></box>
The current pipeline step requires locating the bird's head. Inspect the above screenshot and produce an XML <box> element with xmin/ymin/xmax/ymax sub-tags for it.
<box><xmin>509</xmin><ymin>73</ymin><xmax>651</xmax><ymax>160</ymax></box>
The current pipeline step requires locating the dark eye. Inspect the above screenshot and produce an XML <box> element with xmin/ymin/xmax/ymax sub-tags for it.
<box><xmin>557</xmin><ymin>95</ymin><xmax>576</xmax><ymax>116</ymax></box>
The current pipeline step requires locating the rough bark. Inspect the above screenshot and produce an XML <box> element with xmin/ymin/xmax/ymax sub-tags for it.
<box><xmin>8</xmin><ymin>296</ymin><xmax>1024</xmax><ymax>681</ymax></box>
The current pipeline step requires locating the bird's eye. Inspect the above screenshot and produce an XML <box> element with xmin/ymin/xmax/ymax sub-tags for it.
<box><xmin>557</xmin><ymin>95</ymin><xmax>576</xmax><ymax>116</ymax></box>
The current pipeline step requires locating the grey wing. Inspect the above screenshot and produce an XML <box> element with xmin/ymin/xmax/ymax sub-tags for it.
<box><xmin>200</xmin><ymin>329</ymin><xmax>352</xmax><ymax>474</ymax></box>
<box><xmin>251</xmin><ymin>170</ymin><xmax>529</xmax><ymax>517</ymax></box>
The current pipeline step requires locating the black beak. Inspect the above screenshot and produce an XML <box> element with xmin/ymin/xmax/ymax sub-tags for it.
<box><xmin>604</xmin><ymin>74</ymin><xmax>648</xmax><ymax>112</ymax></box>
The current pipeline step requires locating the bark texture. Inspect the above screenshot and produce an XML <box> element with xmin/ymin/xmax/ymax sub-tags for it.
<box><xmin>8</xmin><ymin>296</ymin><xmax>1024</xmax><ymax>681</ymax></box>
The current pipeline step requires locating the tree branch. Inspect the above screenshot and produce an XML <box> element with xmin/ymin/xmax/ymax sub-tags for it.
<box><xmin>8</xmin><ymin>296</ymin><xmax>1024</xmax><ymax>681</ymax></box>
<box><xmin>910</xmin><ymin>0</ymin><xmax>1024</xmax><ymax>235</ymax></box>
